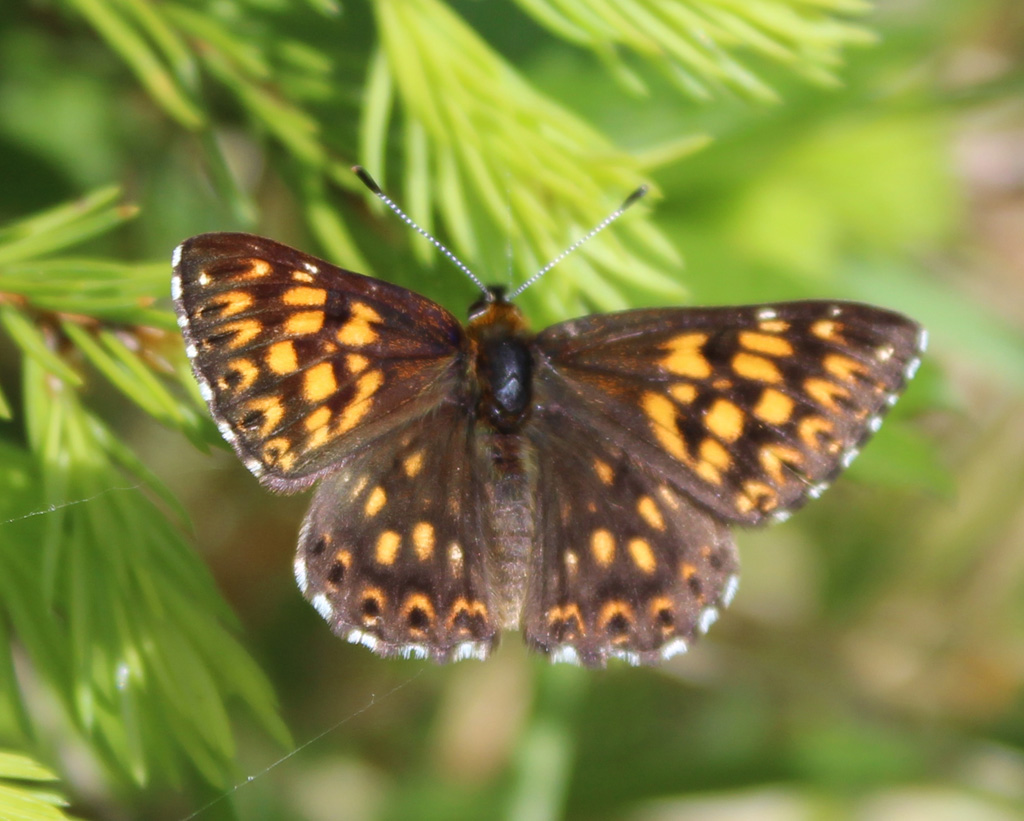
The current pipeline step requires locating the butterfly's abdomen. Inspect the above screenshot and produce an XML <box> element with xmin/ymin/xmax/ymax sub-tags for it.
<box><xmin>477</xmin><ymin>430</ymin><xmax>535</xmax><ymax>629</ymax></box>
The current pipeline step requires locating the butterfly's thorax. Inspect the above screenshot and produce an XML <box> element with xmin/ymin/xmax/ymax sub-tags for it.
<box><xmin>466</xmin><ymin>294</ymin><xmax>537</xmax><ymax>627</ymax></box>
<box><xmin>467</xmin><ymin>297</ymin><xmax>535</xmax><ymax>433</ymax></box>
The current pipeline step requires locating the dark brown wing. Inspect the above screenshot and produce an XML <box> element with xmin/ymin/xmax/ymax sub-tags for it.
<box><xmin>173</xmin><ymin>233</ymin><xmax>466</xmax><ymax>492</ymax></box>
<box><xmin>295</xmin><ymin>401</ymin><xmax>500</xmax><ymax>662</ymax></box>
<box><xmin>520</xmin><ymin>300</ymin><xmax>923</xmax><ymax>665</ymax></box>
<box><xmin>523</xmin><ymin>413</ymin><xmax>739</xmax><ymax>667</ymax></box>
<box><xmin>534</xmin><ymin>301</ymin><xmax>925</xmax><ymax>526</ymax></box>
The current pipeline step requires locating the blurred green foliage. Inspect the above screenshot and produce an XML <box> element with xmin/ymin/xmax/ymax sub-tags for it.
<box><xmin>1</xmin><ymin>0</ymin><xmax>1023</xmax><ymax>819</ymax></box>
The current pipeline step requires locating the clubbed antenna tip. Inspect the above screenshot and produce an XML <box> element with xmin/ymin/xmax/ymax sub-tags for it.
<box><xmin>352</xmin><ymin>165</ymin><xmax>383</xmax><ymax>196</ymax></box>
<box><xmin>622</xmin><ymin>184</ymin><xmax>649</xmax><ymax>210</ymax></box>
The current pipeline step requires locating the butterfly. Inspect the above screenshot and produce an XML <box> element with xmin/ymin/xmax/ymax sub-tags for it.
<box><xmin>172</xmin><ymin>180</ymin><xmax>925</xmax><ymax>667</ymax></box>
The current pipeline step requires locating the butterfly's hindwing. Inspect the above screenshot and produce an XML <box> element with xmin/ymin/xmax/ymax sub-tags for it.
<box><xmin>523</xmin><ymin>410</ymin><xmax>739</xmax><ymax>667</ymax></box>
<box><xmin>536</xmin><ymin>301</ymin><xmax>925</xmax><ymax>526</ymax></box>
<box><xmin>173</xmin><ymin>233</ymin><xmax>465</xmax><ymax>491</ymax></box>
<box><xmin>296</xmin><ymin>401</ymin><xmax>500</xmax><ymax>662</ymax></box>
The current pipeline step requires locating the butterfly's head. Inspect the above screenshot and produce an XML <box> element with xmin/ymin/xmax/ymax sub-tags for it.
<box><xmin>467</xmin><ymin>285</ymin><xmax>529</xmax><ymax>336</ymax></box>
<box><xmin>468</xmin><ymin>285</ymin><xmax>509</xmax><ymax>315</ymax></box>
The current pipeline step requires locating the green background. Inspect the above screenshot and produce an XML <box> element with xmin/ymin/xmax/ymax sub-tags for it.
<box><xmin>1</xmin><ymin>1</ymin><xmax>1023</xmax><ymax>819</ymax></box>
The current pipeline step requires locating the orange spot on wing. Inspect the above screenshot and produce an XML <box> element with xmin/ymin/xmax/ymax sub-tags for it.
<box><xmin>628</xmin><ymin>538</ymin><xmax>657</xmax><ymax>574</ymax></box>
<box><xmin>284</xmin><ymin>311</ymin><xmax>324</xmax><ymax>335</ymax></box>
<box><xmin>325</xmin><ymin>548</ymin><xmax>351</xmax><ymax>590</ymax></box>
<box><xmin>742</xmin><ymin>480</ymin><xmax>778</xmax><ymax>512</ymax></box>
<box><xmin>593</xmin><ymin>458</ymin><xmax>614</xmax><ymax>485</ymax></box>
<box><xmin>336</xmin><ymin>302</ymin><xmax>382</xmax><ymax>347</ymax></box>
<box><xmin>643</xmin><ymin>392</ymin><xmax>689</xmax><ymax>462</ymax></box>
<box><xmin>638</xmin><ymin>496</ymin><xmax>665</xmax><ymax>530</ymax></box>
<box><xmin>303</xmin><ymin>361</ymin><xmax>337</xmax><ymax>403</ymax></box>
<box><xmin>401</xmin><ymin>593</ymin><xmax>435</xmax><ymax>634</ymax></box>
<box><xmin>695</xmin><ymin>461</ymin><xmax>722</xmax><ymax>485</ymax></box>
<box><xmin>739</xmin><ymin>331</ymin><xmax>793</xmax><ymax>357</ymax></box>
<box><xmin>213</xmin><ymin>290</ymin><xmax>253</xmax><ymax>317</ymax></box>
<box><xmin>216</xmin><ymin>319</ymin><xmax>262</xmax><ymax>349</ymax></box>
<box><xmin>798</xmin><ymin>416</ymin><xmax>834</xmax><ymax>450</ymax></box>
<box><xmin>705</xmin><ymin>398</ymin><xmax>744</xmax><ymax>443</ymax></box>
<box><xmin>760</xmin><ymin>443</ymin><xmax>803</xmax><ymax>484</ymax></box>
<box><xmin>732</xmin><ymin>352</ymin><xmax>782</xmax><ymax>383</ymax></box>
<box><xmin>824</xmin><ymin>354</ymin><xmax>867</xmax><ymax>384</ymax></box>
<box><xmin>598</xmin><ymin>601</ymin><xmax>634</xmax><ymax>635</ymax></box>
<box><xmin>805</xmin><ymin>378</ymin><xmax>849</xmax><ymax>411</ymax></box>
<box><xmin>700</xmin><ymin>438</ymin><xmax>732</xmax><ymax>470</ymax></box>
<box><xmin>650</xmin><ymin>596</ymin><xmax>675</xmax><ymax>632</ymax></box>
<box><xmin>334</xmin><ymin>370</ymin><xmax>383</xmax><ymax>434</ymax></box>
<box><xmin>346</xmin><ymin>353</ymin><xmax>369</xmax><ymax>373</ymax></box>
<box><xmin>403</xmin><ymin>450</ymin><xmax>425</xmax><ymax>477</ymax></box>
<box><xmin>754</xmin><ymin>388</ymin><xmax>794</xmax><ymax>425</ymax></box>
<box><xmin>304</xmin><ymin>405</ymin><xmax>332</xmax><ymax>437</ymax></box>
<box><xmin>221</xmin><ymin>358</ymin><xmax>258</xmax><ymax>393</ymax></box>
<box><xmin>360</xmin><ymin>587</ymin><xmax>386</xmax><ymax>624</ymax></box>
<box><xmin>811</xmin><ymin>320</ymin><xmax>842</xmax><ymax>341</ymax></box>
<box><xmin>365</xmin><ymin>486</ymin><xmax>387</xmax><ymax>517</ymax></box>
<box><xmin>242</xmin><ymin>396</ymin><xmax>283</xmax><ymax>436</ymax></box>
<box><xmin>547</xmin><ymin>603</ymin><xmax>584</xmax><ymax>637</ymax></box>
<box><xmin>661</xmin><ymin>333</ymin><xmax>711</xmax><ymax>378</ymax></box>
<box><xmin>262</xmin><ymin>437</ymin><xmax>294</xmax><ymax>470</ymax></box>
<box><xmin>266</xmin><ymin>340</ymin><xmax>298</xmax><ymax>374</ymax></box>
<box><xmin>591</xmin><ymin>529</ymin><xmax>616</xmax><ymax>567</ymax></box>
<box><xmin>375</xmin><ymin>531</ymin><xmax>400</xmax><ymax>565</ymax></box>
<box><xmin>283</xmin><ymin>286</ymin><xmax>327</xmax><ymax>306</ymax></box>
<box><xmin>450</xmin><ymin>597</ymin><xmax>488</xmax><ymax>631</ymax></box>
<box><xmin>669</xmin><ymin>383</ymin><xmax>698</xmax><ymax>404</ymax></box>
<box><xmin>236</xmin><ymin>259</ymin><xmax>272</xmax><ymax>279</ymax></box>
<box><xmin>412</xmin><ymin>522</ymin><xmax>435</xmax><ymax>560</ymax></box>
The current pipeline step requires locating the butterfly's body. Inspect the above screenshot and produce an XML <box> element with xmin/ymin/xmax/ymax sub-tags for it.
<box><xmin>174</xmin><ymin>232</ymin><xmax>925</xmax><ymax>667</ymax></box>
<box><xmin>465</xmin><ymin>295</ymin><xmax>539</xmax><ymax>629</ymax></box>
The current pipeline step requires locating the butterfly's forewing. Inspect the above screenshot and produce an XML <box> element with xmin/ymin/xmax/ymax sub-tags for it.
<box><xmin>295</xmin><ymin>401</ymin><xmax>500</xmax><ymax>662</ymax></box>
<box><xmin>173</xmin><ymin>233</ymin><xmax>466</xmax><ymax>492</ymax></box>
<box><xmin>523</xmin><ymin>412</ymin><xmax>739</xmax><ymax>666</ymax></box>
<box><xmin>534</xmin><ymin>301</ymin><xmax>926</xmax><ymax>527</ymax></box>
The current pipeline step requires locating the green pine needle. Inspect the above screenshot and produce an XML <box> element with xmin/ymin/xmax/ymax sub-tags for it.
<box><xmin>0</xmin><ymin>750</ymin><xmax>79</xmax><ymax>821</ymax></box>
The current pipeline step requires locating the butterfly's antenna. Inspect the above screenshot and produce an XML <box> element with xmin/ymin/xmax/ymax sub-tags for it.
<box><xmin>506</xmin><ymin>184</ymin><xmax>649</xmax><ymax>300</ymax></box>
<box><xmin>353</xmin><ymin>166</ymin><xmax>490</xmax><ymax>298</ymax></box>
<box><xmin>504</xmin><ymin>176</ymin><xmax>515</xmax><ymax>289</ymax></box>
